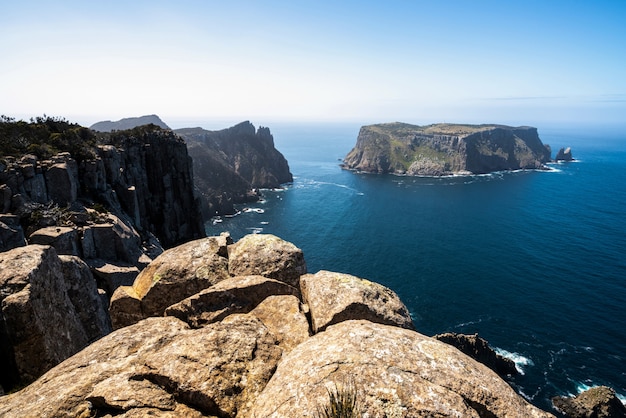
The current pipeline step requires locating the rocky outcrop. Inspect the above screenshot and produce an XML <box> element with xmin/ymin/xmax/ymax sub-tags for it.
<box><xmin>555</xmin><ymin>146</ymin><xmax>575</xmax><ymax>161</ymax></box>
<box><xmin>250</xmin><ymin>320</ymin><xmax>552</xmax><ymax>418</ymax></box>
<box><xmin>228</xmin><ymin>233</ymin><xmax>306</xmax><ymax>287</ymax></box>
<box><xmin>0</xmin><ymin>233</ymin><xmax>556</xmax><ymax>417</ymax></box>
<box><xmin>89</xmin><ymin>114</ymin><xmax>170</xmax><ymax>132</ymax></box>
<box><xmin>552</xmin><ymin>386</ymin><xmax>626</xmax><ymax>418</ymax></box>
<box><xmin>343</xmin><ymin>122</ymin><xmax>553</xmax><ymax>176</ymax></box>
<box><xmin>301</xmin><ymin>270</ymin><xmax>414</xmax><ymax>333</ymax></box>
<box><xmin>0</xmin><ymin>245</ymin><xmax>111</xmax><ymax>390</ymax></box>
<box><xmin>176</xmin><ymin>121</ymin><xmax>293</xmax><ymax>216</ymax></box>
<box><xmin>434</xmin><ymin>332</ymin><xmax>518</xmax><ymax>376</ymax></box>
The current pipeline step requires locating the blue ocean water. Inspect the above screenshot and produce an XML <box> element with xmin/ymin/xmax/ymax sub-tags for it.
<box><xmin>205</xmin><ymin>122</ymin><xmax>626</xmax><ymax>414</ymax></box>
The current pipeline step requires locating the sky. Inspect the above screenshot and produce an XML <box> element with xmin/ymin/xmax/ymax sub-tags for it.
<box><xmin>1</xmin><ymin>0</ymin><xmax>625</xmax><ymax>129</ymax></box>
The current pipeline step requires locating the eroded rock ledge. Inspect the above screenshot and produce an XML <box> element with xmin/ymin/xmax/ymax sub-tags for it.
<box><xmin>0</xmin><ymin>233</ymin><xmax>556</xmax><ymax>417</ymax></box>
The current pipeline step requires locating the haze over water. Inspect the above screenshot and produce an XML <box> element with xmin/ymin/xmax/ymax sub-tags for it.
<box><xmin>206</xmin><ymin>122</ymin><xmax>626</xmax><ymax>414</ymax></box>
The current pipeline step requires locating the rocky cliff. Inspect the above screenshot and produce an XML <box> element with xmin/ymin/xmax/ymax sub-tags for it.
<box><xmin>175</xmin><ymin>121</ymin><xmax>293</xmax><ymax>216</ymax></box>
<box><xmin>0</xmin><ymin>233</ymin><xmax>555</xmax><ymax>417</ymax></box>
<box><xmin>343</xmin><ymin>122</ymin><xmax>553</xmax><ymax>176</ymax></box>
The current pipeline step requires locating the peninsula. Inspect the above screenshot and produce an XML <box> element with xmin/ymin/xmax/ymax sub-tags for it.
<box><xmin>343</xmin><ymin>122</ymin><xmax>553</xmax><ymax>176</ymax></box>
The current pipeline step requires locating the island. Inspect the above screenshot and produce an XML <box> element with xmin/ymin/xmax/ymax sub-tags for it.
<box><xmin>342</xmin><ymin>122</ymin><xmax>553</xmax><ymax>176</ymax></box>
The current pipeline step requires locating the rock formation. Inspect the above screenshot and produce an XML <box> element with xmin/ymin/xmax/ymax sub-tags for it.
<box><xmin>434</xmin><ymin>332</ymin><xmax>518</xmax><ymax>376</ymax></box>
<box><xmin>552</xmin><ymin>386</ymin><xmax>626</xmax><ymax>418</ymax></box>
<box><xmin>89</xmin><ymin>114</ymin><xmax>170</xmax><ymax>132</ymax></box>
<box><xmin>0</xmin><ymin>244</ymin><xmax>111</xmax><ymax>390</ymax></box>
<box><xmin>343</xmin><ymin>122</ymin><xmax>553</xmax><ymax>176</ymax></box>
<box><xmin>555</xmin><ymin>146</ymin><xmax>575</xmax><ymax>161</ymax></box>
<box><xmin>0</xmin><ymin>233</ymin><xmax>555</xmax><ymax>417</ymax></box>
<box><xmin>175</xmin><ymin>121</ymin><xmax>293</xmax><ymax>216</ymax></box>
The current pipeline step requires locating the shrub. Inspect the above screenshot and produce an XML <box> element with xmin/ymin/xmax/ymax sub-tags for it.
<box><xmin>316</xmin><ymin>380</ymin><xmax>361</xmax><ymax>418</ymax></box>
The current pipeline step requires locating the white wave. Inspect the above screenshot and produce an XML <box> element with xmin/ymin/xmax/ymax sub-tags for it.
<box><xmin>494</xmin><ymin>347</ymin><xmax>534</xmax><ymax>375</ymax></box>
<box><xmin>246</xmin><ymin>227</ymin><xmax>263</xmax><ymax>234</ymax></box>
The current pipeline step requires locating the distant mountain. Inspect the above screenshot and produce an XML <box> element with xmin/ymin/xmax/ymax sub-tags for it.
<box><xmin>90</xmin><ymin>115</ymin><xmax>170</xmax><ymax>132</ymax></box>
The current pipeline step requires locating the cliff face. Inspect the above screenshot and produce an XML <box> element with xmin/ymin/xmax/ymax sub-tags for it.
<box><xmin>343</xmin><ymin>122</ymin><xmax>552</xmax><ymax>176</ymax></box>
<box><xmin>175</xmin><ymin>121</ymin><xmax>293</xmax><ymax>217</ymax></box>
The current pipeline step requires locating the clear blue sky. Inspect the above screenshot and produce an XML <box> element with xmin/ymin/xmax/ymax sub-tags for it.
<box><xmin>1</xmin><ymin>0</ymin><xmax>625</xmax><ymax>128</ymax></box>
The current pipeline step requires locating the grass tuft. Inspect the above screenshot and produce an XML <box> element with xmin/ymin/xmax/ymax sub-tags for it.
<box><xmin>316</xmin><ymin>380</ymin><xmax>361</xmax><ymax>418</ymax></box>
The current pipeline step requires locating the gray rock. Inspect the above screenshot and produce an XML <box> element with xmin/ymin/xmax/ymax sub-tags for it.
<box><xmin>228</xmin><ymin>234</ymin><xmax>306</xmax><ymax>287</ymax></box>
<box><xmin>434</xmin><ymin>332</ymin><xmax>518</xmax><ymax>376</ymax></box>
<box><xmin>0</xmin><ymin>215</ymin><xmax>26</xmax><ymax>252</ymax></box>
<box><xmin>300</xmin><ymin>270</ymin><xmax>415</xmax><ymax>333</ymax></box>
<box><xmin>555</xmin><ymin>146</ymin><xmax>575</xmax><ymax>161</ymax></box>
<box><xmin>165</xmin><ymin>275</ymin><xmax>300</xmax><ymax>328</ymax></box>
<box><xmin>29</xmin><ymin>226</ymin><xmax>80</xmax><ymax>256</ymax></box>
<box><xmin>0</xmin><ymin>245</ymin><xmax>110</xmax><ymax>387</ymax></box>
<box><xmin>248</xmin><ymin>320</ymin><xmax>554</xmax><ymax>418</ymax></box>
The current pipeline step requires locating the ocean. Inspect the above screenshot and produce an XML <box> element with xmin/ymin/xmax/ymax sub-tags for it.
<box><xmin>205</xmin><ymin>122</ymin><xmax>626</xmax><ymax>414</ymax></box>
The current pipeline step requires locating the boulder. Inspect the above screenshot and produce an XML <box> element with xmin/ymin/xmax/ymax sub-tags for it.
<box><xmin>552</xmin><ymin>386</ymin><xmax>626</xmax><ymax>418</ymax></box>
<box><xmin>228</xmin><ymin>234</ymin><xmax>306</xmax><ymax>287</ymax></box>
<box><xmin>109</xmin><ymin>235</ymin><xmax>231</xmax><ymax>329</ymax></box>
<box><xmin>248</xmin><ymin>320</ymin><xmax>554</xmax><ymax>418</ymax></box>
<box><xmin>433</xmin><ymin>332</ymin><xmax>518</xmax><ymax>376</ymax></box>
<box><xmin>248</xmin><ymin>294</ymin><xmax>311</xmax><ymax>353</ymax></box>
<box><xmin>0</xmin><ymin>315</ymin><xmax>283</xmax><ymax>418</ymax></box>
<box><xmin>44</xmin><ymin>159</ymin><xmax>78</xmax><ymax>206</ymax></box>
<box><xmin>165</xmin><ymin>275</ymin><xmax>300</xmax><ymax>328</ymax></box>
<box><xmin>29</xmin><ymin>226</ymin><xmax>80</xmax><ymax>256</ymax></box>
<box><xmin>88</xmin><ymin>260</ymin><xmax>141</xmax><ymax>296</ymax></box>
<box><xmin>300</xmin><ymin>270</ymin><xmax>414</xmax><ymax>333</ymax></box>
<box><xmin>0</xmin><ymin>245</ymin><xmax>110</xmax><ymax>389</ymax></box>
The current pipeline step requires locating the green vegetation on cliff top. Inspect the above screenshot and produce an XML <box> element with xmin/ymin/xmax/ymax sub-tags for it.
<box><xmin>366</xmin><ymin>122</ymin><xmax>529</xmax><ymax>137</ymax></box>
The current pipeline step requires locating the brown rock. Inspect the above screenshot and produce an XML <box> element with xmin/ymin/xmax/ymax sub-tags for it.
<box><xmin>228</xmin><ymin>234</ymin><xmax>306</xmax><ymax>286</ymax></box>
<box><xmin>0</xmin><ymin>315</ymin><xmax>282</xmax><ymax>418</ymax></box>
<box><xmin>552</xmin><ymin>386</ymin><xmax>626</xmax><ymax>418</ymax></box>
<box><xmin>248</xmin><ymin>320</ymin><xmax>554</xmax><ymax>418</ymax></box>
<box><xmin>248</xmin><ymin>294</ymin><xmax>311</xmax><ymax>353</ymax></box>
<box><xmin>434</xmin><ymin>332</ymin><xmax>518</xmax><ymax>376</ymax></box>
<box><xmin>0</xmin><ymin>245</ymin><xmax>110</xmax><ymax>388</ymax></box>
<box><xmin>108</xmin><ymin>285</ymin><xmax>143</xmax><ymax>330</ymax></box>
<box><xmin>165</xmin><ymin>275</ymin><xmax>300</xmax><ymax>328</ymax></box>
<box><xmin>109</xmin><ymin>235</ymin><xmax>231</xmax><ymax>329</ymax></box>
<box><xmin>300</xmin><ymin>270</ymin><xmax>414</xmax><ymax>333</ymax></box>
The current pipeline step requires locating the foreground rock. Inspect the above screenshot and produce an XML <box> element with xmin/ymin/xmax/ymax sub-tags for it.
<box><xmin>343</xmin><ymin>122</ymin><xmax>552</xmax><ymax>176</ymax></box>
<box><xmin>250</xmin><ymin>320</ymin><xmax>553</xmax><ymax>417</ymax></box>
<box><xmin>109</xmin><ymin>235</ymin><xmax>232</xmax><ymax>329</ymax></box>
<box><xmin>0</xmin><ymin>245</ymin><xmax>111</xmax><ymax>390</ymax></box>
<box><xmin>301</xmin><ymin>270</ymin><xmax>414</xmax><ymax>333</ymax></box>
<box><xmin>552</xmin><ymin>386</ymin><xmax>626</xmax><ymax>418</ymax></box>
<box><xmin>434</xmin><ymin>332</ymin><xmax>518</xmax><ymax>376</ymax></box>
<box><xmin>0</xmin><ymin>233</ymin><xmax>556</xmax><ymax>417</ymax></box>
<box><xmin>228</xmin><ymin>233</ymin><xmax>306</xmax><ymax>287</ymax></box>
<box><xmin>0</xmin><ymin>315</ymin><xmax>282</xmax><ymax>418</ymax></box>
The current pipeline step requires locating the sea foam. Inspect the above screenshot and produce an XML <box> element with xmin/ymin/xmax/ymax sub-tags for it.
<box><xmin>494</xmin><ymin>347</ymin><xmax>534</xmax><ymax>375</ymax></box>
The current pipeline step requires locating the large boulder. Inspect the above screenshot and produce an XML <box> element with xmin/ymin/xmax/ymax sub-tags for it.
<box><xmin>0</xmin><ymin>245</ymin><xmax>111</xmax><ymax>389</ymax></box>
<box><xmin>0</xmin><ymin>315</ymin><xmax>283</xmax><ymax>418</ymax></box>
<box><xmin>248</xmin><ymin>294</ymin><xmax>311</xmax><ymax>353</ymax></box>
<box><xmin>552</xmin><ymin>386</ymin><xmax>626</xmax><ymax>418</ymax></box>
<box><xmin>433</xmin><ymin>332</ymin><xmax>518</xmax><ymax>376</ymax></box>
<box><xmin>109</xmin><ymin>234</ymin><xmax>231</xmax><ymax>329</ymax></box>
<box><xmin>0</xmin><ymin>214</ymin><xmax>26</xmax><ymax>252</ymax></box>
<box><xmin>165</xmin><ymin>275</ymin><xmax>300</xmax><ymax>328</ymax></box>
<box><xmin>29</xmin><ymin>226</ymin><xmax>80</xmax><ymax>256</ymax></box>
<box><xmin>228</xmin><ymin>234</ymin><xmax>306</xmax><ymax>287</ymax></box>
<box><xmin>300</xmin><ymin>270</ymin><xmax>414</xmax><ymax>333</ymax></box>
<box><xmin>248</xmin><ymin>320</ymin><xmax>554</xmax><ymax>418</ymax></box>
